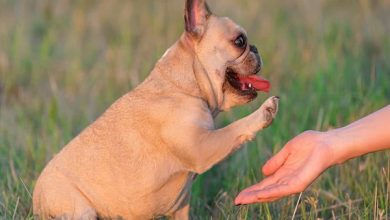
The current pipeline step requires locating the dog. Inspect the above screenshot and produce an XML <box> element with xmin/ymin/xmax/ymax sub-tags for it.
<box><xmin>33</xmin><ymin>0</ymin><xmax>279</xmax><ymax>219</ymax></box>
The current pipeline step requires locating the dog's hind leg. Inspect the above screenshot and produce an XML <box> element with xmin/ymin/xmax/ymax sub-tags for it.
<box><xmin>35</xmin><ymin>191</ymin><xmax>97</xmax><ymax>220</ymax></box>
<box><xmin>35</xmin><ymin>190</ymin><xmax>97</xmax><ymax>220</ymax></box>
<box><xmin>46</xmin><ymin>208</ymin><xmax>97</xmax><ymax>220</ymax></box>
<box><xmin>33</xmin><ymin>168</ymin><xmax>97</xmax><ymax>220</ymax></box>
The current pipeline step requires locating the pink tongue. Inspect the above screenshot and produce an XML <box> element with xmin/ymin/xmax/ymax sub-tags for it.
<box><xmin>238</xmin><ymin>75</ymin><xmax>271</xmax><ymax>92</ymax></box>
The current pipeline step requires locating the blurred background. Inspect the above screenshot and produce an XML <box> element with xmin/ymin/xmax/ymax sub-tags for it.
<box><xmin>0</xmin><ymin>0</ymin><xmax>389</xmax><ymax>219</ymax></box>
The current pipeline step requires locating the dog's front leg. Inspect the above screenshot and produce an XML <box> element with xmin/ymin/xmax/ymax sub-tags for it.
<box><xmin>193</xmin><ymin>96</ymin><xmax>279</xmax><ymax>173</ymax></box>
<box><xmin>164</xmin><ymin>96</ymin><xmax>279</xmax><ymax>174</ymax></box>
<box><xmin>171</xmin><ymin>203</ymin><xmax>190</xmax><ymax>220</ymax></box>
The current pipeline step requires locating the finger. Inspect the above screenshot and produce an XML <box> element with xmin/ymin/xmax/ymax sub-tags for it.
<box><xmin>235</xmin><ymin>175</ymin><xmax>283</xmax><ymax>205</ymax></box>
<box><xmin>235</xmin><ymin>189</ymin><xmax>281</xmax><ymax>205</ymax></box>
<box><xmin>239</xmin><ymin>174</ymin><xmax>280</xmax><ymax>194</ymax></box>
<box><xmin>255</xmin><ymin>196</ymin><xmax>282</xmax><ymax>203</ymax></box>
<box><xmin>255</xmin><ymin>183</ymin><xmax>297</xmax><ymax>200</ymax></box>
<box><xmin>235</xmin><ymin>189</ymin><xmax>262</xmax><ymax>205</ymax></box>
<box><xmin>262</xmin><ymin>147</ymin><xmax>289</xmax><ymax>176</ymax></box>
<box><xmin>240</xmin><ymin>166</ymin><xmax>295</xmax><ymax>194</ymax></box>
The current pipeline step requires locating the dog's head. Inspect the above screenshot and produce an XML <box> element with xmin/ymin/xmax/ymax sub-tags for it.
<box><xmin>184</xmin><ymin>0</ymin><xmax>270</xmax><ymax>111</ymax></box>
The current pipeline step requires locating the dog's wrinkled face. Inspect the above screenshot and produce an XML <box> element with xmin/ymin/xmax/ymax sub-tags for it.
<box><xmin>184</xmin><ymin>0</ymin><xmax>270</xmax><ymax>111</ymax></box>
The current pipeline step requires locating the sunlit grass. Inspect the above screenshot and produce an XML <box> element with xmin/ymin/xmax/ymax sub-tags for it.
<box><xmin>0</xmin><ymin>0</ymin><xmax>389</xmax><ymax>219</ymax></box>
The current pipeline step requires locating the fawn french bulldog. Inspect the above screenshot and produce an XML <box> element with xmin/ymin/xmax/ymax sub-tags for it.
<box><xmin>33</xmin><ymin>0</ymin><xmax>279</xmax><ymax>219</ymax></box>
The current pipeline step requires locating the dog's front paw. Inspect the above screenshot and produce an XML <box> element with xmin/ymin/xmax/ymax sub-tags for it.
<box><xmin>258</xmin><ymin>96</ymin><xmax>279</xmax><ymax>129</ymax></box>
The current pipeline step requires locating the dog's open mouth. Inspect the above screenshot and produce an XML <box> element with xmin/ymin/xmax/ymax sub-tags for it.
<box><xmin>226</xmin><ymin>68</ymin><xmax>270</xmax><ymax>96</ymax></box>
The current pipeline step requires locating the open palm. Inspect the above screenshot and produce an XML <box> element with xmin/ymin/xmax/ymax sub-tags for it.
<box><xmin>235</xmin><ymin>131</ymin><xmax>334</xmax><ymax>205</ymax></box>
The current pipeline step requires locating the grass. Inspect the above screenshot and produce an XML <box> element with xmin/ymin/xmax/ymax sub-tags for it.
<box><xmin>0</xmin><ymin>0</ymin><xmax>389</xmax><ymax>219</ymax></box>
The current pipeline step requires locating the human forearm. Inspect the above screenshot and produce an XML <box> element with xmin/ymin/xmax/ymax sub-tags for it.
<box><xmin>327</xmin><ymin>105</ymin><xmax>390</xmax><ymax>165</ymax></box>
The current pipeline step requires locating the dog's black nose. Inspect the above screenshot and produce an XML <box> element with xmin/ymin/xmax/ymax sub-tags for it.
<box><xmin>250</xmin><ymin>45</ymin><xmax>258</xmax><ymax>54</ymax></box>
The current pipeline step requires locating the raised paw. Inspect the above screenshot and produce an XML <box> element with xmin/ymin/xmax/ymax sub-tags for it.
<box><xmin>258</xmin><ymin>96</ymin><xmax>279</xmax><ymax>129</ymax></box>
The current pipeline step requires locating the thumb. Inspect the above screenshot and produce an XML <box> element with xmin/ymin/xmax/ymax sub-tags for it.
<box><xmin>262</xmin><ymin>146</ymin><xmax>289</xmax><ymax>176</ymax></box>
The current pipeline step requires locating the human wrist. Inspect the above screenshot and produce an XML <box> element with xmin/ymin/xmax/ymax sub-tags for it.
<box><xmin>321</xmin><ymin>128</ymin><xmax>351</xmax><ymax>166</ymax></box>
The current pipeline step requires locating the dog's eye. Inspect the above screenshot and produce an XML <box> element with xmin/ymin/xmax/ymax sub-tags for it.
<box><xmin>234</xmin><ymin>34</ymin><xmax>247</xmax><ymax>48</ymax></box>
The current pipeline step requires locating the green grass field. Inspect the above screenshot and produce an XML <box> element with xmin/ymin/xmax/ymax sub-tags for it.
<box><xmin>0</xmin><ymin>0</ymin><xmax>389</xmax><ymax>219</ymax></box>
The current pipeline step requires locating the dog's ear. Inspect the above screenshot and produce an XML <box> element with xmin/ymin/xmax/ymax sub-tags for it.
<box><xmin>184</xmin><ymin>0</ymin><xmax>212</xmax><ymax>39</ymax></box>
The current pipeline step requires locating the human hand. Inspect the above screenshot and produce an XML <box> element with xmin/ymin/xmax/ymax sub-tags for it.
<box><xmin>235</xmin><ymin>130</ymin><xmax>335</xmax><ymax>205</ymax></box>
